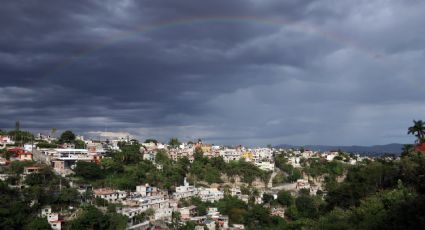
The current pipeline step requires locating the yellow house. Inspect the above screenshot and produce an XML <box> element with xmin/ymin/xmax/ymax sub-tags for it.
<box><xmin>201</xmin><ymin>145</ymin><xmax>212</xmax><ymax>153</ymax></box>
<box><xmin>242</xmin><ymin>152</ymin><xmax>253</xmax><ymax>161</ymax></box>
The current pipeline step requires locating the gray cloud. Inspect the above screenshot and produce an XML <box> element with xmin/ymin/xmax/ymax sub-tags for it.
<box><xmin>0</xmin><ymin>0</ymin><xmax>424</xmax><ymax>146</ymax></box>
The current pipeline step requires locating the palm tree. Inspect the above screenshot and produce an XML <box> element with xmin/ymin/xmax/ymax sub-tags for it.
<box><xmin>401</xmin><ymin>144</ymin><xmax>414</xmax><ymax>157</ymax></box>
<box><xmin>408</xmin><ymin>120</ymin><xmax>425</xmax><ymax>143</ymax></box>
<box><xmin>51</xmin><ymin>128</ymin><xmax>57</xmax><ymax>138</ymax></box>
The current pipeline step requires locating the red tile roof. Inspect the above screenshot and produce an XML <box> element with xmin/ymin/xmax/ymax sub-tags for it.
<box><xmin>415</xmin><ymin>144</ymin><xmax>425</xmax><ymax>153</ymax></box>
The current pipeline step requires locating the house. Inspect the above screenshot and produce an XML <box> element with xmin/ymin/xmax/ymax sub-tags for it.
<box><xmin>230</xmin><ymin>187</ymin><xmax>249</xmax><ymax>203</ymax></box>
<box><xmin>0</xmin><ymin>174</ymin><xmax>11</xmax><ymax>181</ymax></box>
<box><xmin>143</xmin><ymin>152</ymin><xmax>156</xmax><ymax>162</ymax></box>
<box><xmin>24</xmin><ymin>166</ymin><xmax>42</xmax><ymax>174</ymax></box>
<box><xmin>54</xmin><ymin>148</ymin><xmax>94</xmax><ymax>171</ymax></box>
<box><xmin>86</xmin><ymin>141</ymin><xmax>106</xmax><ymax>154</ymax></box>
<box><xmin>254</xmin><ymin>161</ymin><xmax>275</xmax><ymax>171</ymax></box>
<box><xmin>230</xmin><ymin>187</ymin><xmax>242</xmax><ymax>197</ymax></box>
<box><xmin>93</xmin><ymin>188</ymin><xmax>127</xmax><ymax>203</ymax></box>
<box><xmin>40</xmin><ymin>206</ymin><xmax>52</xmax><ymax>217</ymax></box>
<box><xmin>154</xmin><ymin>208</ymin><xmax>173</xmax><ymax>221</ymax></box>
<box><xmin>194</xmin><ymin>142</ymin><xmax>212</xmax><ymax>155</ymax></box>
<box><xmin>136</xmin><ymin>184</ymin><xmax>163</xmax><ymax>197</ymax></box>
<box><xmin>119</xmin><ymin>194</ymin><xmax>174</xmax><ymax>220</ymax></box>
<box><xmin>221</xmin><ymin>149</ymin><xmax>241</xmax><ymax>162</ymax></box>
<box><xmin>232</xmin><ymin>224</ymin><xmax>245</xmax><ymax>230</ymax></box>
<box><xmin>296</xmin><ymin>179</ymin><xmax>311</xmax><ymax>191</ymax></box>
<box><xmin>0</xmin><ymin>135</ymin><xmax>14</xmax><ymax>148</ymax></box>
<box><xmin>197</xmin><ymin>188</ymin><xmax>224</xmax><ymax>203</ymax></box>
<box><xmin>205</xmin><ymin>220</ymin><xmax>216</xmax><ymax>230</ymax></box>
<box><xmin>325</xmin><ymin>151</ymin><xmax>339</xmax><ymax>161</ymax></box>
<box><xmin>47</xmin><ymin>213</ymin><xmax>64</xmax><ymax>230</ymax></box>
<box><xmin>216</xmin><ymin>215</ymin><xmax>229</xmax><ymax>229</ymax></box>
<box><xmin>0</xmin><ymin>157</ymin><xmax>8</xmax><ymax>165</ymax></box>
<box><xmin>180</xmin><ymin>205</ymin><xmax>197</xmax><ymax>220</ymax></box>
<box><xmin>271</xmin><ymin>207</ymin><xmax>285</xmax><ymax>218</ymax></box>
<box><xmin>207</xmin><ymin>207</ymin><xmax>219</xmax><ymax>217</ymax></box>
<box><xmin>41</xmin><ymin>207</ymin><xmax>63</xmax><ymax>230</ymax></box>
<box><xmin>415</xmin><ymin>143</ymin><xmax>425</xmax><ymax>153</ymax></box>
<box><xmin>206</xmin><ymin>209</ymin><xmax>229</xmax><ymax>229</ymax></box>
<box><xmin>52</xmin><ymin>160</ymin><xmax>67</xmax><ymax>175</ymax></box>
<box><xmin>17</xmin><ymin>151</ymin><xmax>33</xmax><ymax>161</ymax></box>
<box><xmin>173</xmin><ymin>177</ymin><xmax>197</xmax><ymax>200</ymax></box>
<box><xmin>252</xmin><ymin>148</ymin><xmax>273</xmax><ymax>162</ymax></box>
<box><xmin>241</xmin><ymin>151</ymin><xmax>254</xmax><ymax>162</ymax></box>
<box><xmin>288</xmin><ymin>157</ymin><xmax>301</xmax><ymax>168</ymax></box>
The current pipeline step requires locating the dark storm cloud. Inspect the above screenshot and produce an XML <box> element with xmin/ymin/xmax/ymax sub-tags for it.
<box><xmin>1</xmin><ymin>0</ymin><xmax>425</xmax><ymax>145</ymax></box>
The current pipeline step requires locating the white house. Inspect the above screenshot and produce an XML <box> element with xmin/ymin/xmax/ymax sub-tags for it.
<box><xmin>254</xmin><ymin>161</ymin><xmax>275</xmax><ymax>171</ymax></box>
<box><xmin>197</xmin><ymin>188</ymin><xmax>224</xmax><ymax>203</ymax></box>
<box><xmin>41</xmin><ymin>208</ymin><xmax>63</xmax><ymax>230</ymax></box>
<box><xmin>220</xmin><ymin>149</ymin><xmax>241</xmax><ymax>163</ymax></box>
<box><xmin>173</xmin><ymin>178</ymin><xmax>197</xmax><ymax>200</ymax></box>
<box><xmin>154</xmin><ymin>208</ymin><xmax>173</xmax><ymax>221</ymax></box>
<box><xmin>94</xmin><ymin>188</ymin><xmax>127</xmax><ymax>203</ymax></box>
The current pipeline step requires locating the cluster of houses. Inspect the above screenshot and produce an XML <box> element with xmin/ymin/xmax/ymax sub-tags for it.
<box><xmin>90</xmin><ymin>178</ymin><xmax>229</xmax><ymax>229</ymax></box>
<box><xmin>0</xmin><ymin>131</ymin><xmax>386</xmax><ymax>229</ymax></box>
<box><xmin>142</xmin><ymin>141</ymin><xmax>276</xmax><ymax>172</ymax></box>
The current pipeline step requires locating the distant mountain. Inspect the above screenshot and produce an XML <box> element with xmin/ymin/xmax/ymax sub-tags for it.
<box><xmin>275</xmin><ymin>143</ymin><xmax>405</xmax><ymax>156</ymax></box>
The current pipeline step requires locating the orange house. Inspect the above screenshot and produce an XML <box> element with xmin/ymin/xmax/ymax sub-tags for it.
<box><xmin>18</xmin><ymin>151</ymin><xmax>33</xmax><ymax>161</ymax></box>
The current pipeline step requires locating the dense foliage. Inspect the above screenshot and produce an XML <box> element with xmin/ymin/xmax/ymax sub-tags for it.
<box><xmin>74</xmin><ymin>144</ymin><xmax>270</xmax><ymax>191</ymax></box>
<box><xmin>3</xmin><ymin>121</ymin><xmax>425</xmax><ymax>230</ymax></box>
<box><xmin>66</xmin><ymin>205</ymin><xmax>127</xmax><ymax>230</ymax></box>
<box><xmin>59</xmin><ymin>130</ymin><xmax>76</xmax><ymax>144</ymax></box>
<box><xmin>7</xmin><ymin>130</ymin><xmax>34</xmax><ymax>145</ymax></box>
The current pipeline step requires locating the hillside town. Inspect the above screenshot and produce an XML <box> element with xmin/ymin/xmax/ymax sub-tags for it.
<box><xmin>1</xmin><ymin>121</ymin><xmax>425</xmax><ymax>229</ymax></box>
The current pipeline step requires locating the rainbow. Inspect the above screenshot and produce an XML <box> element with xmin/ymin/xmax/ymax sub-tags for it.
<box><xmin>42</xmin><ymin>15</ymin><xmax>385</xmax><ymax>80</ymax></box>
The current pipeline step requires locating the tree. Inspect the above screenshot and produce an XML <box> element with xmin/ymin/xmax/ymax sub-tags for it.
<box><xmin>15</xmin><ymin>121</ymin><xmax>20</xmax><ymax>131</ymax></box>
<box><xmin>134</xmin><ymin>208</ymin><xmax>155</xmax><ymax>223</ymax></box>
<box><xmin>101</xmin><ymin>158</ymin><xmax>124</xmax><ymax>174</ymax></box>
<box><xmin>75</xmin><ymin>139</ymin><xmax>85</xmax><ymax>149</ymax></box>
<box><xmin>36</xmin><ymin>141</ymin><xmax>58</xmax><ymax>148</ymax></box>
<box><xmin>0</xmin><ymin>129</ymin><xmax>7</xmax><ymax>135</ymax></box>
<box><xmin>156</xmin><ymin>149</ymin><xmax>171</xmax><ymax>165</ymax></box>
<box><xmin>0</xmin><ymin>182</ymin><xmax>33</xmax><ymax>229</ymax></box>
<box><xmin>295</xmin><ymin>194</ymin><xmax>319</xmax><ymax>218</ymax></box>
<box><xmin>8</xmin><ymin>130</ymin><xmax>34</xmax><ymax>145</ymax></box>
<box><xmin>179</xmin><ymin>221</ymin><xmax>196</xmax><ymax>230</ymax></box>
<box><xmin>168</xmin><ymin>138</ymin><xmax>180</xmax><ymax>148</ymax></box>
<box><xmin>172</xmin><ymin>211</ymin><xmax>181</xmax><ymax>225</ymax></box>
<box><xmin>24</xmin><ymin>218</ymin><xmax>52</xmax><ymax>230</ymax></box>
<box><xmin>112</xmin><ymin>143</ymin><xmax>141</xmax><ymax>164</ymax></box>
<box><xmin>401</xmin><ymin>144</ymin><xmax>414</xmax><ymax>157</ymax></box>
<box><xmin>262</xmin><ymin>193</ymin><xmax>274</xmax><ymax>204</ymax></box>
<box><xmin>51</xmin><ymin>128</ymin><xmax>57</xmax><ymax>138</ymax></box>
<box><xmin>194</xmin><ymin>146</ymin><xmax>204</xmax><ymax>161</ymax></box>
<box><xmin>408</xmin><ymin>120</ymin><xmax>425</xmax><ymax>143</ymax></box>
<box><xmin>217</xmin><ymin>196</ymin><xmax>248</xmax><ymax>224</ymax></box>
<box><xmin>67</xmin><ymin>206</ymin><xmax>110</xmax><ymax>229</ymax></box>
<box><xmin>285</xmin><ymin>205</ymin><xmax>299</xmax><ymax>220</ymax></box>
<box><xmin>244</xmin><ymin>204</ymin><xmax>273</xmax><ymax>228</ymax></box>
<box><xmin>288</xmin><ymin>168</ymin><xmax>302</xmax><ymax>182</ymax></box>
<box><xmin>58</xmin><ymin>188</ymin><xmax>80</xmax><ymax>206</ymax></box>
<box><xmin>75</xmin><ymin>161</ymin><xmax>104</xmax><ymax>180</ymax></box>
<box><xmin>59</xmin><ymin>130</ymin><xmax>76</xmax><ymax>143</ymax></box>
<box><xmin>277</xmin><ymin>190</ymin><xmax>293</xmax><ymax>206</ymax></box>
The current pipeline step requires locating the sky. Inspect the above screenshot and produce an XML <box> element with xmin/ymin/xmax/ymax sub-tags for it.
<box><xmin>1</xmin><ymin>0</ymin><xmax>425</xmax><ymax>146</ymax></box>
